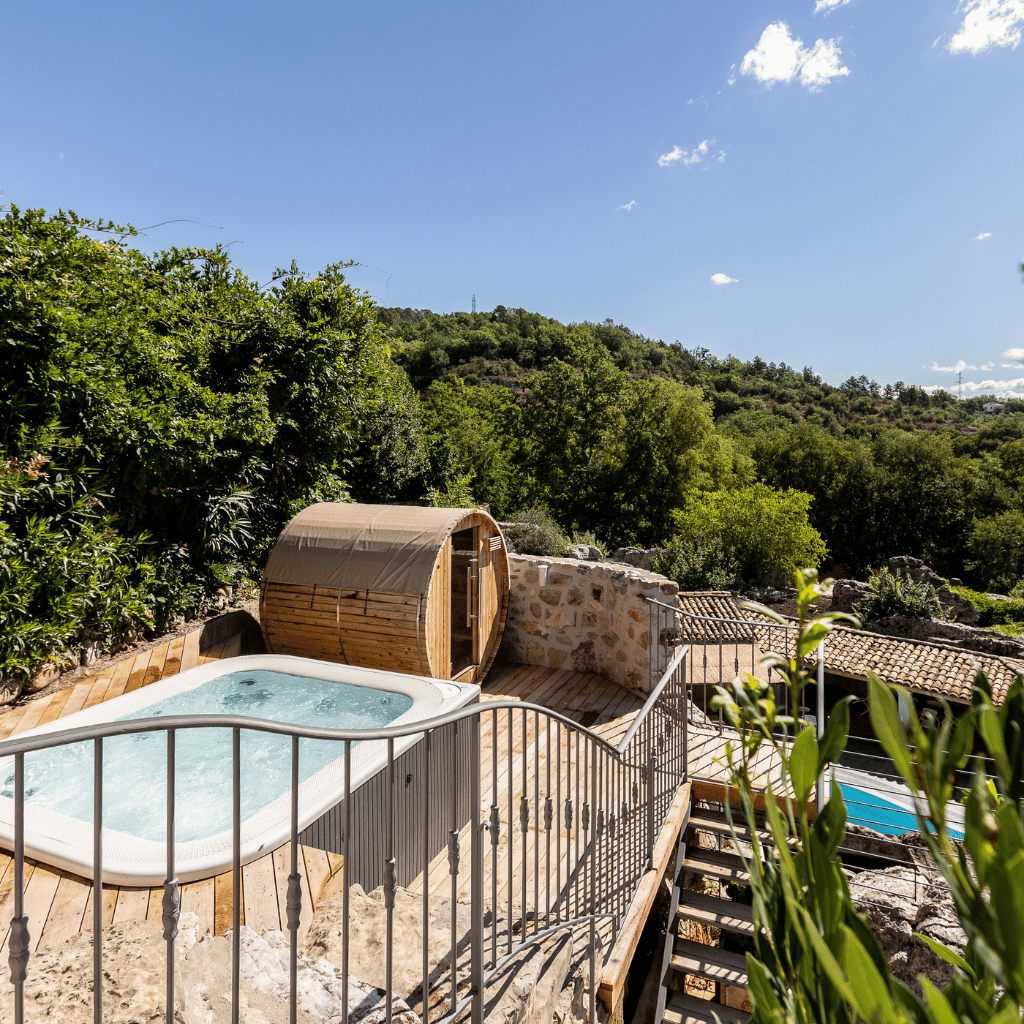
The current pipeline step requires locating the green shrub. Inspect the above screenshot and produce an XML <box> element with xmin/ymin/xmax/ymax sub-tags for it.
<box><xmin>670</xmin><ymin>484</ymin><xmax>826</xmax><ymax>584</ymax></box>
<box><xmin>854</xmin><ymin>566</ymin><xmax>950</xmax><ymax>621</ymax></box>
<box><xmin>502</xmin><ymin>506</ymin><xmax>572</xmax><ymax>557</ymax></box>
<box><xmin>650</xmin><ymin>533</ymin><xmax>738</xmax><ymax>591</ymax></box>
<box><xmin>949</xmin><ymin>583</ymin><xmax>1024</xmax><ymax>628</ymax></box>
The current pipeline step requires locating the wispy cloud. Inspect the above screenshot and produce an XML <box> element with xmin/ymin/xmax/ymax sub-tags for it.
<box><xmin>923</xmin><ymin>377</ymin><xmax>1024</xmax><ymax>397</ymax></box>
<box><xmin>974</xmin><ymin>231</ymin><xmax>993</xmax><ymax>240</ymax></box>
<box><xmin>711</xmin><ymin>273</ymin><xmax>739</xmax><ymax>285</ymax></box>
<box><xmin>981</xmin><ymin>362</ymin><xmax>995</xmax><ymax>370</ymax></box>
<box><xmin>930</xmin><ymin>360</ymin><xmax>977</xmax><ymax>372</ymax></box>
<box><xmin>949</xmin><ymin>0</ymin><xmax>1024</xmax><ymax>54</ymax></box>
<box><xmin>658</xmin><ymin>140</ymin><xmax>725</xmax><ymax>168</ymax></box>
<box><xmin>727</xmin><ymin>63</ymin><xmax>737</xmax><ymax>85</ymax></box>
<box><xmin>740</xmin><ymin>22</ymin><xmax>850</xmax><ymax>90</ymax></box>
<box><xmin>815</xmin><ymin>0</ymin><xmax>853</xmax><ymax>13</ymax></box>
<box><xmin>618</xmin><ymin>200</ymin><xmax>637</xmax><ymax>212</ymax></box>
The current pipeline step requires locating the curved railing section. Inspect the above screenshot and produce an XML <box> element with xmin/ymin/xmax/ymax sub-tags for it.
<box><xmin>0</xmin><ymin>646</ymin><xmax>689</xmax><ymax>1024</ymax></box>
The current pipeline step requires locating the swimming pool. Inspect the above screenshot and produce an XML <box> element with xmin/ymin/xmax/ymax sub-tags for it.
<box><xmin>0</xmin><ymin>655</ymin><xmax>479</xmax><ymax>884</ymax></box>
<box><xmin>833</xmin><ymin>771</ymin><xmax>965</xmax><ymax>841</ymax></box>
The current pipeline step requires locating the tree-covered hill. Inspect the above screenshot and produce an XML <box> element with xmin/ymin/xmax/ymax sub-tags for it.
<box><xmin>2</xmin><ymin>206</ymin><xmax>1022</xmax><ymax>681</ymax></box>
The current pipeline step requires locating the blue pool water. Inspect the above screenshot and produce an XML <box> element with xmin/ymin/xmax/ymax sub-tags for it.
<box><xmin>0</xmin><ymin>670</ymin><xmax>413</xmax><ymax>844</ymax></box>
<box><xmin>838</xmin><ymin>782</ymin><xmax>964</xmax><ymax>841</ymax></box>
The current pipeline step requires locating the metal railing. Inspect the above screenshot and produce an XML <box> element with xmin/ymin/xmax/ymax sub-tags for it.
<box><xmin>0</xmin><ymin>647</ymin><xmax>689</xmax><ymax>1024</ymax></box>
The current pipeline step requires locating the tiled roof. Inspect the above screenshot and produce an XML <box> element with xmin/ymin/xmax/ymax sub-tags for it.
<box><xmin>677</xmin><ymin>593</ymin><xmax>1024</xmax><ymax>705</ymax></box>
<box><xmin>677</xmin><ymin>593</ymin><xmax>759</xmax><ymax>643</ymax></box>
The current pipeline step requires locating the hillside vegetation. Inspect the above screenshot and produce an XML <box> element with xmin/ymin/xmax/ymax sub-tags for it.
<box><xmin>2</xmin><ymin>206</ymin><xmax>1022</xmax><ymax>678</ymax></box>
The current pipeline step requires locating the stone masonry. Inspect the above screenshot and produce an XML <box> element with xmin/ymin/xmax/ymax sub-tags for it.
<box><xmin>498</xmin><ymin>555</ymin><xmax>681</xmax><ymax>693</ymax></box>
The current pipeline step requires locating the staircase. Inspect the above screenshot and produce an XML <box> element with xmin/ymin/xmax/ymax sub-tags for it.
<box><xmin>653</xmin><ymin>800</ymin><xmax>764</xmax><ymax>1024</ymax></box>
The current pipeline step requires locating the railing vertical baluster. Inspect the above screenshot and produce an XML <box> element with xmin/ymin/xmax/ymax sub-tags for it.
<box><xmin>385</xmin><ymin>738</ymin><xmax>396</xmax><ymax>1024</ymax></box>
<box><xmin>545</xmin><ymin>714</ymin><xmax>552</xmax><ymax>928</ymax></box>
<box><xmin>232</xmin><ymin>727</ymin><xmax>241</xmax><ymax>1024</ymax></box>
<box><xmin>506</xmin><ymin>708</ymin><xmax>513</xmax><ymax>956</ymax></box>
<box><xmin>519</xmin><ymin>710</ymin><xmax>528</xmax><ymax>940</ymax></box>
<box><xmin>343</xmin><ymin>741</ymin><xmax>351</xmax><ymax>1024</ymax></box>
<box><xmin>11</xmin><ymin>753</ymin><xmax>28</xmax><ymax>1024</ymax></box>
<box><xmin>470</xmin><ymin>713</ymin><xmax>484</xmax><ymax>1024</ymax></box>
<box><xmin>555</xmin><ymin>720</ymin><xmax>562</xmax><ymax>925</ymax></box>
<box><xmin>93</xmin><ymin>737</ymin><xmax>103</xmax><ymax>1024</ymax></box>
<box><xmin>164</xmin><ymin>730</ymin><xmax>180</xmax><ymax>1023</ymax></box>
<box><xmin>532</xmin><ymin>709</ymin><xmax>539</xmax><ymax>937</ymax></box>
<box><xmin>589</xmin><ymin>748</ymin><xmax>598</xmax><ymax>1024</ymax></box>
<box><xmin>449</xmin><ymin>720</ymin><xmax>459</xmax><ymax>1010</ymax></box>
<box><xmin>422</xmin><ymin>729</ymin><xmax>431</xmax><ymax>1024</ymax></box>
<box><xmin>489</xmin><ymin>711</ymin><xmax>499</xmax><ymax>969</ymax></box>
<box><xmin>288</xmin><ymin>735</ymin><xmax>301</xmax><ymax>1024</ymax></box>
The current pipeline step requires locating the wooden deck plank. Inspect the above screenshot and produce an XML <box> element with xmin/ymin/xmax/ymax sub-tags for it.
<box><xmin>180</xmin><ymin>630</ymin><xmax>201</xmax><ymax>674</ymax></box>
<box><xmin>37</xmin><ymin>685</ymin><xmax>75</xmax><ymax>727</ymax></box>
<box><xmin>242</xmin><ymin>854</ymin><xmax>280</xmax><ymax>934</ymax></box>
<box><xmin>59</xmin><ymin>679</ymin><xmax>96</xmax><ymax>719</ymax></box>
<box><xmin>9</xmin><ymin>694</ymin><xmax>55</xmax><ymax>737</ymax></box>
<box><xmin>1</xmin><ymin>863</ymin><xmax>61</xmax><ymax>954</ymax></box>
<box><xmin>38</xmin><ymin>873</ymin><xmax>91</xmax><ymax>950</ymax></box>
<box><xmin>218</xmin><ymin>634</ymin><xmax>243</xmax><ymax>661</ymax></box>
<box><xmin>82</xmin><ymin>673</ymin><xmax>116</xmax><ymax>711</ymax></box>
<box><xmin>214</xmin><ymin>870</ymin><xmax>244</xmax><ymax>935</ymax></box>
<box><xmin>273</xmin><ymin>844</ymin><xmax>314</xmax><ymax>943</ymax></box>
<box><xmin>103</xmin><ymin>656</ymin><xmax>137</xmax><ymax>702</ymax></box>
<box><xmin>301</xmin><ymin>846</ymin><xmax>332</xmax><ymax>905</ymax></box>
<box><xmin>199</xmin><ymin>639</ymin><xmax>229</xmax><ymax>666</ymax></box>
<box><xmin>113</xmin><ymin>887</ymin><xmax>151</xmax><ymax>925</ymax></box>
<box><xmin>124</xmin><ymin>649</ymin><xmax>154</xmax><ymax>694</ymax></box>
<box><xmin>181</xmin><ymin>876</ymin><xmax>216</xmax><ymax>938</ymax></box>
<box><xmin>141</xmin><ymin>642</ymin><xmax>170</xmax><ymax>688</ymax></box>
<box><xmin>81</xmin><ymin>881</ymin><xmax>118</xmax><ymax>932</ymax></box>
<box><xmin>161</xmin><ymin>635</ymin><xmax>187</xmax><ymax>682</ymax></box>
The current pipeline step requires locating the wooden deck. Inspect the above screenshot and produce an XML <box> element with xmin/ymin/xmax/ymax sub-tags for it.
<box><xmin>0</xmin><ymin>634</ymin><xmax>656</xmax><ymax>960</ymax></box>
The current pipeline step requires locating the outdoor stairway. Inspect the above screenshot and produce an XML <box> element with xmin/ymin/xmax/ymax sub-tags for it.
<box><xmin>653</xmin><ymin>798</ymin><xmax>765</xmax><ymax>1024</ymax></box>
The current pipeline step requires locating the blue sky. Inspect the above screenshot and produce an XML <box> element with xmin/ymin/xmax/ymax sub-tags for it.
<box><xmin>3</xmin><ymin>1</ymin><xmax>1022</xmax><ymax>393</ymax></box>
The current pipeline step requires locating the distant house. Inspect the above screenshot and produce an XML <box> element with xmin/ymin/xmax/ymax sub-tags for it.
<box><xmin>984</xmin><ymin>401</ymin><xmax>1005</xmax><ymax>413</ymax></box>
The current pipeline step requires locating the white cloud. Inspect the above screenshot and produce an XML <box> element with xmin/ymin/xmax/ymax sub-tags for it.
<box><xmin>740</xmin><ymin>22</ymin><xmax>850</xmax><ymax>90</ymax></box>
<box><xmin>658</xmin><ymin>140</ymin><xmax>724</xmax><ymax>168</ymax></box>
<box><xmin>982</xmin><ymin>362</ymin><xmax>995</xmax><ymax>369</ymax></box>
<box><xmin>930</xmin><ymin>360</ymin><xmax>977</xmax><ymax>372</ymax></box>
<box><xmin>815</xmin><ymin>0</ymin><xmax>853</xmax><ymax>13</ymax></box>
<box><xmin>711</xmin><ymin>273</ymin><xmax>738</xmax><ymax>285</ymax></box>
<box><xmin>974</xmin><ymin>231</ymin><xmax>993</xmax><ymax>240</ymax></box>
<box><xmin>949</xmin><ymin>0</ymin><xmax>1024</xmax><ymax>54</ymax></box>
<box><xmin>727</xmin><ymin>63</ymin><xmax>737</xmax><ymax>85</ymax></box>
<box><xmin>1003</xmin><ymin>348</ymin><xmax>1024</xmax><ymax>361</ymax></box>
<box><xmin>924</xmin><ymin>376</ymin><xmax>1024</xmax><ymax>396</ymax></box>
<box><xmin>618</xmin><ymin>200</ymin><xmax>637</xmax><ymax>212</ymax></box>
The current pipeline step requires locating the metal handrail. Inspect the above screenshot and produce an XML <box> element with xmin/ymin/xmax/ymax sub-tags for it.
<box><xmin>1</xmin><ymin>648</ymin><xmax>691</xmax><ymax>1024</ymax></box>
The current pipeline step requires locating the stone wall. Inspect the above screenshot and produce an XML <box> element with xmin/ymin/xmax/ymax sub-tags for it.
<box><xmin>498</xmin><ymin>555</ymin><xmax>681</xmax><ymax>693</ymax></box>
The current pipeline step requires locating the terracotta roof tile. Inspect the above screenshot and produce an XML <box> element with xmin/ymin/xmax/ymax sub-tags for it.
<box><xmin>677</xmin><ymin>593</ymin><xmax>1024</xmax><ymax>705</ymax></box>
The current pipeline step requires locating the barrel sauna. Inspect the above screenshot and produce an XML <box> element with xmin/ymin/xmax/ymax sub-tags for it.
<box><xmin>260</xmin><ymin>503</ymin><xmax>510</xmax><ymax>683</ymax></box>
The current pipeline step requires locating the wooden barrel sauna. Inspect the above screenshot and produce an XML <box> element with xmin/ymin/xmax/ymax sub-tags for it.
<box><xmin>260</xmin><ymin>503</ymin><xmax>510</xmax><ymax>684</ymax></box>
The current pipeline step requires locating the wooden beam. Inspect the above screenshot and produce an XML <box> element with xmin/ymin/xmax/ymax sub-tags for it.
<box><xmin>598</xmin><ymin>781</ymin><xmax>692</xmax><ymax>1016</ymax></box>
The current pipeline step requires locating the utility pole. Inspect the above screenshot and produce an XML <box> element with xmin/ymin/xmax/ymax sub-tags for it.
<box><xmin>958</xmin><ymin>371</ymin><xmax>963</xmax><ymax>401</ymax></box>
<box><xmin>472</xmin><ymin>294</ymin><xmax>476</xmax><ymax>314</ymax></box>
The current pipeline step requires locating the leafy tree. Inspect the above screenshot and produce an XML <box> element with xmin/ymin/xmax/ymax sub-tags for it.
<box><xmin>965</xmin><ymin>510</ymin><xmax>1024</xmax><ymax>593</ymax></box>
<box><xmin>670</xmin><ymin>484</ymin><xmax>827</xmax><ymax>583</ymax></box>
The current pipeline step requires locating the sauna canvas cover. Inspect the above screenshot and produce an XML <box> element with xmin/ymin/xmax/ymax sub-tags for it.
<box><xmin>263</xmin><ymin>503</ymin><xmax>469</xmax><ymax>597</ymax></box>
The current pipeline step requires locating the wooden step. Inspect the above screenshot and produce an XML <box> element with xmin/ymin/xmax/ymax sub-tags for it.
<box><xmin>683</xmin><ymin>848</ymin><xmax>750</xmax><ymax>886</ymax></box>
<box><xmin>678</xmin><ymin>891</ymin><xmax>754</xmax><ymax>936</ymax></box>
<box><xmin>671</xmin><ymin>936</ymin><xmax>749</xmax><ymax>987</ymax></box>
<box><xmin>689</xmin><ymin>810</ymin><xmax>773</xmax><ymax>847</ymax></box>
<box><xmin>663</xmin><ymin>991</ymin><xmax>751</xmax><ymax>1024</ymax></box>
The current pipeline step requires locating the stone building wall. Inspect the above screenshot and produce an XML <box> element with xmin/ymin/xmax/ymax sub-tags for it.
<box><xmin>498</xmin><ymin>555</ymin><xmax>681</xmax><ymax>693</ymax></box>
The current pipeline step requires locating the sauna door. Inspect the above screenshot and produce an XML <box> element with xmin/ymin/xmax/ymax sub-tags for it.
<box><xmin>450</xmin><ymin>527</ymin><xmax>479</xmax><ymax>677</ymax></box>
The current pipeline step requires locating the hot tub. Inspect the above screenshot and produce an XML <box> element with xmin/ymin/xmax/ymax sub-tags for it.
<box><xmin>0</xmin><ymin>655</ymin><xmax>479</xmax><ymax>885</ymax></box>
